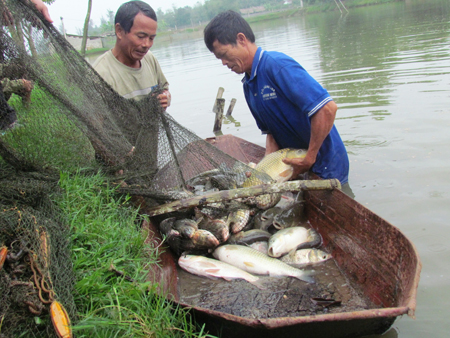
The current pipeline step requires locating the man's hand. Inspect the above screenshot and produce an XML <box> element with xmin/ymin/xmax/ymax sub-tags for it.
<box><xmin>30</xmin><ymin>0</ymin><xmax>53</xmax><ymax>23</ymax></box>
<box><xmin>157</xmin><ymin>90</ymin><xmax>171</xmax><ymax>109</ymax></box>
<box><xmin>282</xmin><ymin>155</ymin><xmax>316</xmax><ymax>179</ymax></box>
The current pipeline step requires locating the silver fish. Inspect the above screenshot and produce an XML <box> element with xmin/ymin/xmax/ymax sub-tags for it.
<box><xmin>213</xmin><ymin>245</ymin><xmax>314</xmax><ymax>283</ymax></box>
<box><xmin>280</xmin><ymin>248</ymin><xmax>332</xmax><ymax>267</ymax></box>
<box><xmin>178</xmin><ymin>254</ymin><xmax>263</xmax><ymax>288</ymax></box>
<box><xmin>268</xmin><ymin>226</ymin><xmax>322</xmax><ymax>258</ymax></box>
<box><xmin>249</xmin><ymin>241</ymin><xmax>269</xmax><ymax>255</ymax></box>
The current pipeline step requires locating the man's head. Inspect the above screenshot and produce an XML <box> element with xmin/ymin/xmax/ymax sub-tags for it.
<box><xmin>204</xmin><ymin>10</ymin><xmax>257</xmax><ymax>75</ymax></box>
<box><xmin>114</xmin><ymin>1</ymin><xmax>157</xmax><ymax>67</ymax></box>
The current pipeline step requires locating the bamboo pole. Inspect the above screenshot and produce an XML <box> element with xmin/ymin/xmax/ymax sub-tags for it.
<box><xmin>213</xmin><ymin>98</ymin><xmax>225</xmax><ymax>133</ymax></box>
<box><xmin>212</xmin><ymin>87</ymin><xmax>225</xmax><ymax>113</ymax></box>
<box><xmin>226</xmin><ymin>98</ymin><xmax>237</xmax><ymax>116</ymax></box>
<box><xmin>146</xmin><ymin>179</ymin><xmax>341</xmax><ymax>217</ymax></box>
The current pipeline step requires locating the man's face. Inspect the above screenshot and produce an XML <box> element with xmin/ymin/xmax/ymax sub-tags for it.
<box><xmin>116</xmin><ymin>12</ymin><xmax>157</xmax><ymax>67</ymax></box>
<box><xmin>212</xmin><ymin>39</ymin><xmax>251</xmax><ymax>75</ymax></box>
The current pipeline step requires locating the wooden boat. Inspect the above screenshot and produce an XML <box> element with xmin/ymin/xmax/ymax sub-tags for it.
<box><xmin>138</xmin><ymin>134</ymin><xmax>421</xmax><ymax>338</ymax></box>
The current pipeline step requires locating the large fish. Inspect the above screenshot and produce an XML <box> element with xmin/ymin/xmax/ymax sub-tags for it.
<box><xmin>213</xmin><ymin>245</ymin><xmax>314</xmax><ymax>283</ymax></box>
<box><xmin>280</xmin><ymin>248</ymin><xmax>332</xmax><ymax>267</ymax></box>
<box><xmin>178</xmin><ymin>254</ymin><xmax>263</xmax><ymax>288</ymax></box>
<box><xmin>243</xmin><ymin>148</ymin><xmax>306</xmax><ymax>210</ymax></box>
<box><xmin>252</xmin><ymin>148</ymin><xmax>307</xmax><ymax>184</ymax></box>
<box><xmin>267</xmin><ymin>226</ymin><xmax>322</xmax><ymax>258</ymax></box>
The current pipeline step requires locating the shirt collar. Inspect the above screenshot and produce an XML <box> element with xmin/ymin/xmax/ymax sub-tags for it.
<box><xmin>242</xmin><ymin>47</ymin><xmax>264</xmax><ymax>83</ymax></box>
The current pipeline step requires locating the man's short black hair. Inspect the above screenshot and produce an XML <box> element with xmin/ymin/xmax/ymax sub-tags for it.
<box><xmin>115</xmin><ymin>1</ymin><xmax>157</xmax><ymax>33</ymax></box>
<box><xmin>204</xmin><ymin>10</ymin><xmax>255</xmax><ymax>52</ymax></box>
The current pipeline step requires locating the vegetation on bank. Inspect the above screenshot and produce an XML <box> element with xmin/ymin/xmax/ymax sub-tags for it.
<box><xmin>54</xmin><ymin>171</ymin><xmax>214</xmax><ymax>337</ymax></box>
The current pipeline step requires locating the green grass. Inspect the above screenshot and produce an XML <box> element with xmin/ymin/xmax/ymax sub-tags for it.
<box><xmin>55</xmin><ymin>171</ymin><xmax>215</xmax><ymax>338</ymax></box>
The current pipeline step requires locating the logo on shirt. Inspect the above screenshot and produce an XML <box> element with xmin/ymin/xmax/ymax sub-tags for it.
<box><xmin>261</xmin><ymin>85</ymin><xmax>277</xmax><ymax>101</ymax></box>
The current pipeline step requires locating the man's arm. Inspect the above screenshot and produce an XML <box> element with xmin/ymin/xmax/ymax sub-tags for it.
<box><xmin>265</xmin><ymin>133</ymin><xmax>279</xmax><ymax>156</ymax></box>
<box><xmin>282</xmin><ymin>100</ymin><xmax>338</xmax><ymax>178</ymax></box>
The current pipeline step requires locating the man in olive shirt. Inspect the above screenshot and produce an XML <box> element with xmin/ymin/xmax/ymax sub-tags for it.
<box><xmin>93</xmin><ymin>1</ymin><xmax>170</xmax><ymax>106</ymax></box>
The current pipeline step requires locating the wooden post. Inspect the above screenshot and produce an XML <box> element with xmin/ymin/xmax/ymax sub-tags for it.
<box><xmin>226</xmin><ymin>98</ymin><xmax>237</xmax><ymax>117</ymax></box>
<box><xmin>212</xmin><ymin>87</ymin><xmax>225</xmax><ymax>113</ymax></box>
<box><xmin>213</xmin><ymin>98</ymin><xmax>225</xmax><ymax>134</ymax></box>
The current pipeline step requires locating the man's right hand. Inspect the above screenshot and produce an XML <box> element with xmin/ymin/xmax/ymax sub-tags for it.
<box><xmin>157</xmin><ymin>90</ymin><xmax>171</xmax><ymax>109</ymax></box>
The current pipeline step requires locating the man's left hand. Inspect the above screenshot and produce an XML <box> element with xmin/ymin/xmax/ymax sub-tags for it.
<box><xmin>282</xmin><ymin>155</ymin><xmax>316</xmax><ymax>179</ymax></box>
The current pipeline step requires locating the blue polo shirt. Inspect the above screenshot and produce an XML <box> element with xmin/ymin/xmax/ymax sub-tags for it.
<box><xmin>243</xmin><ymin>47</ymin><xmax>349</xmax><ymax>184</ymax></box>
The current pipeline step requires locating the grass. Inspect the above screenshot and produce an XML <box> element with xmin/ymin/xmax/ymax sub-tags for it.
<box><xmin>54</xmin><ymin>170</ymin><xmax>215</xmax><ymax>338</ymax></box>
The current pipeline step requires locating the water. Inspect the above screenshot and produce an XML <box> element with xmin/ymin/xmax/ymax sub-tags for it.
<box><xmin>91</xmin><ymin>1</ymin><xmax>450</xmax><ymax>336</ymax></box>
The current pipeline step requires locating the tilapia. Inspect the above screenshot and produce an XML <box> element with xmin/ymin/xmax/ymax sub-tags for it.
<box><xmin>280</xmin><ymin>248</ymin><xmax>332</xmax><ymax>267</ymax></box>
<box><xmin>198</xmin><ymin>217</ymin><xmax>230</xmax><ymax>243</ymax></box>
<box><xmin>178</xmin><ymin>254</ymin><xmax>263</xmax><ymax>288</ymax></box>
<box><xmin>191</xmin><ymin>229</ymin><xmax>220</xmax><ymax>249</ymax></box>
<box><xmin>268</xmin><ymin>226</ymin><xmax>322</xmax><ymax>258</ymax></box>
<box><xmin>173</xmin><ymin>218</ymin><xmax>198</xmax><ymax>239</ymax></box>
<box><xmin>227</xmin><ymin>206</ymin><xmax>252</xmax><ymax>234</ymax></box>
<box><xmin>213</xmin><ymin>244</ymin><xmax>314</xmax><ymax>283</ymax></box>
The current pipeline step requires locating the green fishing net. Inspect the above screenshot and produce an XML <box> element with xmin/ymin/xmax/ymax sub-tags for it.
<box><xmin>0</xmin><ymin>1</ymin><xmax>273</xmax><ymax>336</ymax></box>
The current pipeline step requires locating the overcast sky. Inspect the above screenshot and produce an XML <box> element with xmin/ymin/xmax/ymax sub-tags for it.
<box><xmin>48</xmin><ymin>0</ymin><xmax>205</xmax><ymax>34</ymax></box>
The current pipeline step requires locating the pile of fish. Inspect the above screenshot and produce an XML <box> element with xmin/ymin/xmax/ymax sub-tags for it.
<box><xmin>158</xmin><ymin>148</ymin><xmax>333</xmax><ymax>286</ymax></box>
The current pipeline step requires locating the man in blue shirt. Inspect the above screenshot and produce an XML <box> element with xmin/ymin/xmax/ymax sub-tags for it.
<box><xmin>204</xmin><ymin>10</ymin><xmax>349</xmax><ymax>186</ymax></box>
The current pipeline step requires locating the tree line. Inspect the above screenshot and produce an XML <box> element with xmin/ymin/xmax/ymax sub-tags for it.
<box><xmin>77</xmin><ymin>0</ymin><xmax>342</xmax><ymax>36</ymax></box>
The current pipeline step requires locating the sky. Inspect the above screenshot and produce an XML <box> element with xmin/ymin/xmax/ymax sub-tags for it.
<box><xmin>48</xmin><ymin>0</ymin><xmax>204</xmax><ymax>34</ymax></box>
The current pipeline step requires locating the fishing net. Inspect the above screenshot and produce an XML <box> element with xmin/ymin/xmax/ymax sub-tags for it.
<box><xmin>0</xmin><ymin>1</ymin><xmax>274</xmax><ymax>336</ymax></box>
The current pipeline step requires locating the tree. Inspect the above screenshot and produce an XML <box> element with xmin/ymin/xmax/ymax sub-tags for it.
<box><xmin>80</xmin><ymin>0</ymin><xmax>93</xmax><ymax>57</ymax></box>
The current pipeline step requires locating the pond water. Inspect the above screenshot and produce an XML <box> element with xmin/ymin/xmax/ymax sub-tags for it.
<box><xmin>91</xmin><ymin>1</ymin><xmax>450</xmax><ymax>336</ymax></box>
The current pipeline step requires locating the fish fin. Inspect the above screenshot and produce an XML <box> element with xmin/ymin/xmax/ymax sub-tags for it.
<box><xmin>204</xmin><ymin>268</ymin><xmax>221</xmax><ymax>274</ymax></box>
<box><xmin>295</xmin><ymin>269</ymin><xmax>315</xmax><ymax>284</ymax></box>
<box><xmin>279</xmin><ymin>169</ymin><xmax>292</xmax><ymax>178</ymax></box>
<box><xmin>244</xmin><ymin>261</ymin><xmax>255</xmax><ymax>268</ymax></box>
<box><xmin>199</xmin><ymin>261</ymin><xmax>219</xmax><ymax>268</ymax></box>
<box><xmin>287</xmin><ymin>248</ymin><xmax>297</xmax><ymax>260</ymax></box>
<box><xmin>250</xmin><ymin>278</ymin><xmax>267</xmax><ymax>290</ymax></box>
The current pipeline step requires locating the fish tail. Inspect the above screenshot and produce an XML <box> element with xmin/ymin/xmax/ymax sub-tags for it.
<box><xmin>294</xmin><ymin>269</ymin><xmax>315</xmax><ymax>284</ymax></box>
<box><xmin>249</xmin><ymin>278</ymin><xmax>267</xmax><ymax>290</ymax></box>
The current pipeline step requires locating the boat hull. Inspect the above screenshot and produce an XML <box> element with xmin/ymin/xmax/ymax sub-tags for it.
<box><xmin>139</xmin><ymin>134</ymin><xmax>421</xmax><ymax>338</ymax></box>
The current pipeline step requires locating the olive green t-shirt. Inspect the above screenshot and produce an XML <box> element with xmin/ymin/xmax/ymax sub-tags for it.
<box><xmin>93</xmin><ymin>50</ymin><xmax>168</xmax><ymax>101</ymax></box>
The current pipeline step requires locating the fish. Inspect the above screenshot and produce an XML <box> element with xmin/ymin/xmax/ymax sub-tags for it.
<box><xmin>191</xmin><ymin>229</ymin><xmax>220</xmax><ymax>249</ymax></box>
<box><xmin>267</xmin><ymin>226</ymin><xmax>322</xmax><ymax>258</ymax></box>
<box><xmin>280</xmin><ymin>248</ymin><xmax>332</xmax><ymax>267</ymax></box>
<box><xmin>173</xmin><ymin>218</ymin><xmax>198</xmax><ymax>239</ymax></box>
<box><xmin>178</xmin><ymin>254</ymin><xmax>263</xmax><ymax>288</ymax></box>
<box><xmin>249</xmin><ymin>241</ymin><xmax>269</xmax><ymax>255</ymax></box>
<box><xmin>198</xmin><ymin>217</ymin><xmax>230</xmax><ymax>243</ymax></box>
<box><xmin>252</xmin><ymin>148</ymin><xmax>307</xmax><ymax>183</ymax></box>
<box><xmin>227</xmin><ymin>206</ymin><xmax>252</xmax><ymax>234</ymax></box>
<box><xmin>227</xmin><ymin>229</ymin><xmax>271</xmax><ymax>245</ymax></box>
<box><xmin>272</xmin><ymin>201</ymin><xmax>307</xmax><ymax>230</ymax></box>
<box><xmin>253</xmin><ymin>206</ymin><xmax>281</xmax><ymax>231</ymax></box>
<box><xmin>213</xmin><ymin>244</ymin><xmax>314</xmax><ymax>283</ymax></box>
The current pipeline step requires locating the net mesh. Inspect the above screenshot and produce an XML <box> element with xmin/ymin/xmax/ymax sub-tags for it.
<box><xmin>0</xmin><ymin>1</ymin><xmax>274</xmax><ymax>336</ymax></box>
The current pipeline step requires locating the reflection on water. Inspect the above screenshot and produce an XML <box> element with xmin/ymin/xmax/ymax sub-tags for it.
<box><xmin>89</xmin><ymin>1</ymin><xmax>450</xmax><ymax>336</ymax></box>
